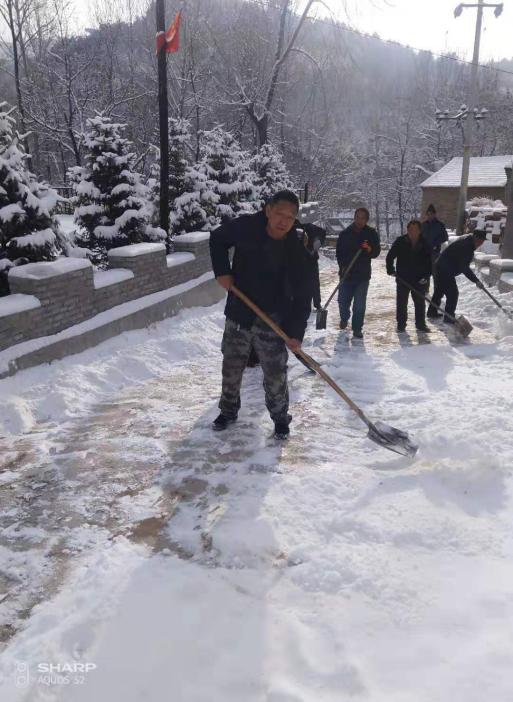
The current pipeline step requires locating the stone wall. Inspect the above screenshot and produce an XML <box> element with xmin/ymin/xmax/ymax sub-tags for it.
<box><xmin>421</xmin><ymin>186</ymin><xmax>506</xmax><ymax>229</ymax></box>
<box><xmin>0</xmin><ymin>234</ymin><xmax>214</xmax><ymax>354</ymax></box>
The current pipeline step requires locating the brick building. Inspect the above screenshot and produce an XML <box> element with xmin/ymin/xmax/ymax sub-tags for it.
<box><xmin>420</xmin><ymin>155</ymin><xmax>513</xmax><ymax>228</ymax></box>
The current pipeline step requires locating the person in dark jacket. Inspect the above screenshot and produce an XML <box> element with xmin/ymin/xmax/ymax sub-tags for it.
<box><xmin>386</xmin><ymin>219</ymin><xmax>432</xmax><ymax>333</ymax></box>
<box><xmin>209</xmin><ymin>190</ymin><xmax>313</xmax><ymax>439</ymax></box>
<box><xmin>427</xmin><ymin>231</ymin><xmax>486</xmax><ymax>322</ymax></box>
<box><xmin>421</xmin><ymin>204</ymin><xmax>448</xmax><ymax>268</ymax></box>
<box><xmin>336</xmin><ymin>207</ymin><xmax>381</xmax><ymax>338</ymax></box>
<box><xmin>302</xmin><ymin>222</ymin><xmax>326</xmax><ymax>310</ymax></box>
<box><xmin>245</xmin><ymin>220</ymin><xmax>326</xmax><ymax>369</ymax></box>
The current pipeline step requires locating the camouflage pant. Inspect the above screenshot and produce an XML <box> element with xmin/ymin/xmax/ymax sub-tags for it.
<box><xmin>219</xmin><ymin>317</ymin><xmax>289</xmax><ymax>422</ymax></box>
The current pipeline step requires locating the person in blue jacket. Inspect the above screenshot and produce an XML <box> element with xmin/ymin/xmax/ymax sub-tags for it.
<box><xmin>336</xmin><ymin>207</ymin><xmax>381</xmax><ymax>338</ymax></box>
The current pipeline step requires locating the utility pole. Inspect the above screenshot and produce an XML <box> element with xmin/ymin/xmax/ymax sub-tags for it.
<box><xmin>453</xmin><ymin>1</ymin><xmax>503</xmax><ymax>235</ymax></box>
<box><xmin>156</xmin><ymin>0</ymin><xmax>169</xmax><ymax>241</ymax></box>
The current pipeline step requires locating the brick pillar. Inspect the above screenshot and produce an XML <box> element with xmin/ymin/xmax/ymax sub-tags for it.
<box><xmin>8</xmin><ymin>259</ymin><xmax>95</xmax><ymax>336</ymax></box>
<box><xmin>107</xmin><ymin>243</ymin><xmax>167</xmax><ymax>296</ymax></box>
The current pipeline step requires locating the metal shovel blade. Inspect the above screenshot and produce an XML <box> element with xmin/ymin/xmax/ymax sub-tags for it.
<box><xmin>367</xmin><ymin>420</ymin><xmax>418</xmax><ymax>457</ymax></box>
<box><xmin>455</xmin><ymin>315</ymin><xmax>473</xmax><ymax>338</ymax></box>
<box><xmin>316</xmin><ymin>308</ymin><xmax>328</xmax><ymax>330</ymax></box>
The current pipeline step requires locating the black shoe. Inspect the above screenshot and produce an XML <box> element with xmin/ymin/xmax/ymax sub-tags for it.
<box><xmin>353</xmin><ymin>330</ymin><xmax>363</xmax><ymax>339</ymax></box>
<box><xmin>339</xmin><ymin>320</ymin><xmax>348</xmax><ymax>330</ymax></box>
<box><xmin>427</xmin><ymin>311</ymin><xmax>441</xmax><ymax>319</ymax></box>
<box><xmin>416</xmin><ymin>325</ymin><xmax>431</xmax><ymax>333</ymax></box>
<box><xmin>212</xmin><ymin>413</ymin><xmax>237</xmax><ymax>431</ymax></box>
<box><xmin>273</xmin><ymin>422</ymin><xmax>290</xmax><ymax>440</ymax></box>
<box><xmin>397</xmin><ymin>325</ymin><xmax>406</xmax><ymax>333</ymax></box>
<box><xmin>443</xmin><ymin>316</ymin><xmax>455</xmax><ymax>325</ymax></box>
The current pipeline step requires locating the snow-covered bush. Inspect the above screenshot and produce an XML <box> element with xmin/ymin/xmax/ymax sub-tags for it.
<box><xmin>0</xmin><ymin>102</ymin><xmax>63</xmax><ymax>293</ymax></box>
<box><xmin>197</xmin><ymin>126</ymin><xmax>260</xmax><ymax>223</ymax></box>
<box><xmin>250</xmin><ymin>142</ymin><xmax>294</xmax><ymax>206</ymax></box>
<box><xmin>71</xmin><ymin>114</ymin><xmax>165</xmax><ymax>266</ymax></box>
<box><xmin>167</xmin><ymin>118</ymin><xmax>219</xmax><ymax>235</ymax></box>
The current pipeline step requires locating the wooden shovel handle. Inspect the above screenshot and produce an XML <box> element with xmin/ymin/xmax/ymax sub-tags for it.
<box><xmin>230</xmin><ymin>285</ymin><xmax>368</xmax><ymax>423</ymax></box>
<box><xmin>322</xmin><ymin>249</ymin><xmax>363</xmax><ymax>312</ymax></box>
<box><xmin>395</xmin><ymin>275</ymin><xmax>459</xmax><ymax>323</ymax></box>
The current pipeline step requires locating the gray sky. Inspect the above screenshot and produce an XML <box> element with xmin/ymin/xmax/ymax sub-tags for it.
<box><xmin>327</xmin><ymin>0</ymin><xmax>513</xmax><ymax>62</ymax></box>
<box><xmin>68</xmin><ymin>0</ymin><xmax>513</xmax><ymax>62</ymax></box>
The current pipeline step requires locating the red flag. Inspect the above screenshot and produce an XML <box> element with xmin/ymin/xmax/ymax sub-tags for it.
<box><xmin>156</xmin><ymin>10</ymin><xmax>182</xmax><ymax>54</ymax></box>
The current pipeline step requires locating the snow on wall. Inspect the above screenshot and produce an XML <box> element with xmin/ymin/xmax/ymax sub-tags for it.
<box><xmin>0</xmin><ymin>294</ymin><xmax>40</xmax><ymax>318</ymax></box>
<box><xmin>166</xmin><ymin>252</ymin><xmax>195</xmax><ymax>268</ymax></box>
<box><xmin>0</xmin><ymin>272</ymin><xmax>214</xmax><ymax>374</ymax></box>
<box><xmin>93</xmin><ymin>269</ymin><xmax>134</xmax><ymax>289</ymax></box>
<box><xmin>1</xmin><ymin>238</ymin><xmax>213</xmax><ymax>357</ymax></box>
<box><xmin>175</xmin><ymin>231</ymin><xmax>210</xmax><ymax>244</ymax></box>
<box><xmin>8</xmin><ymin>258</ymin><xmax>92</xmax><ymax>280</ymax></box>
<box><xmin>108</xmin><ymin>243</ymin><xmax>166</xmax><ymax>258</ymax></box>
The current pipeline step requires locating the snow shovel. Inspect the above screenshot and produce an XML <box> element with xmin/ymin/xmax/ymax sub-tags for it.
<box><xmin>478</xmin><ymin>283</ymin><xmax>513</xmax><ymax>322</ymax></box>
<box><xmin>395</xmin><ymin>276</ymin><xmax>473</xmax><ymax>338</ymax></box>
<box><xmin>316</xmin><ymin>250</ymin><xmax>362</xmax><ymax>330</ymax></box>
<box><xmin>231</xmin><ymin>285</ymin><xmax>418</xmax><ymax>457</ymax></box>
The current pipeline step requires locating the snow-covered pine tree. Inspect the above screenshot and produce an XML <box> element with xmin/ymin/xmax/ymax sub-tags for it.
<box><xmin>168</xmin><ymin>118</ymin><xmax>190</xmax><ymax>204</ymax></box>
<box><xmin>250</xmin><ymin>142</ymin><xmax>294</xmax><ymax>206</ymax></box>
<box><xmin>197</xmin><ymin>126</ymin><xmax>260</xmax><ymax>223</ymax></box>
<box><xmin>167</xmin><ymin>117</ymin><xmax>211</xmax><ymax>236</ymax></box>
<box><xmin>0</xmin><ymin>102</ymin><xmax>62</xmax><ymax>294</ymax></box>
<box><xmin>71</xmin><ymin>114</ymin><xmax>165</xmax><ymax>265</ymax></box>
<box><xmin>171</xmin><ymin>163</ymin><xmax>219</xmax><ymax>234</ymax></box>
<box><xmin>146</xmin><ymin>143</ymin><xmax>161</xmax><ymax>229</ymax></box>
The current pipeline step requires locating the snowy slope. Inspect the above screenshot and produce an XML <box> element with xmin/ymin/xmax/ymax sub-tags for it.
<box><xmin>1</xmin><ymin>257</ymin><xmax>513</xmax><ymax>701</ymax></box>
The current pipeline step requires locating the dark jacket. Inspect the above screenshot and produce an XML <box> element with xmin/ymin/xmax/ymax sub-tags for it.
<box><xmin>302</xmin><ymin>222</ymin><xmax>326</xmax><ymax>257</ymax></box>
<box><xmin>209</xmin><ymin>211</ymin><xmax>313</xmax><ymax>340</ymax></box>
<box><xmin>436</xmin><ymin>234</ymin><xmax>479</xmax><ymax>283</ymax></box>
<box><xmin>302</xmin><ymin>223</ymin><xmax>326</xmax><ymax>309</ymax></box>
<box><xmin>336</xmin><ymin>224</ymin><xmax>381</xmax><ymax>282</ymax></box>
<box><xmin>386</xmin><ymin>234</ymin><xmax>432</xmax><ymax>284</ymax></box>
<box><xmin>421</xmin><ymin>218</ymin><xmax>448</xmax><ymax>254</ymax></box>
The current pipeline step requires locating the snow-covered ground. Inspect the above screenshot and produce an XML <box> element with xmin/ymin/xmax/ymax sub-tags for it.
<box><xmin>1</xmin><ymin>256</ymin><xmax>513</xmax><ymax>701</ymax></box>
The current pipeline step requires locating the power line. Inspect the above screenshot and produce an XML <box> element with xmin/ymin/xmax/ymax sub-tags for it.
<box><xmin>244</xmin><ymin>0</ymin><xmax>513</xmax><ymax>78</ymax></box>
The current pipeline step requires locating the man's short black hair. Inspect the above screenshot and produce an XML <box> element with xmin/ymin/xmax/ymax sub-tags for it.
<box><xmin>407</xmin><ymin>219</ymin><xmax>422</xmax><ymax>230</ymax></box>
<box><xmin>354</xmin><ymin>207</ymin><xmax>370</xmax><ymax>221</ymax></box>
<box><xmin>268</xmin><ymin>190</ymin><xmax>300</xmax><ymax>210</ymax></box>
<box><xmin>473</xmin><ymin>229</ymin><xmax>487</xmax><ymax>240</ymax></box>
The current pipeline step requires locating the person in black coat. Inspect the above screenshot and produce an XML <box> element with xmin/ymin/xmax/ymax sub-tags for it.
<box><xmin>386</xmin><ymin>220</ymin><xmax>432</xmax><ymax>332</ymax></box>
<box><xmin>336</xmin><ymin>207</ymin><xmax>381</xmax><ymax>338</ymax></box>
<box><xmin>421</xmin><ymin>204</ymin><xmax>448</xmax><ymax>269</ymax></box>
<box><xmin>427</xmin><ymin>231</ymin><xmax>486</xmax><ymax>322</ymax></box>
<box><xmin>245</xmin><ymin>220</ymin><xmax>326</xmax><ymax>368</ymax></box>
<box><xmin>301</xmin><ymin>222</ymin><xmax>326</xmax><ymax>310</ymax></box>
<box><xmin>209</xmin><ymin>190</ymin><xmax>314</xmax><ymax>438</ymax></box>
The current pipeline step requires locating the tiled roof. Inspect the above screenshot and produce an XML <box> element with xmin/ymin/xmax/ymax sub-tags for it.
<box><xmin>421</xmin><ymin>155</ymin><xmax>513</xmax><ymax>188</ymax></box>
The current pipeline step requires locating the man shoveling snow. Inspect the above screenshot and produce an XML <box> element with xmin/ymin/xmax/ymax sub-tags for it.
<box><xmin>209</xmin><ymin>190</ymin><xmax>313</xmax><ymax>440</ymax></box>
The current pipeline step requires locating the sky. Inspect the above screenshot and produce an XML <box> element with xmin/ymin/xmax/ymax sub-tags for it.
<box><xmin>66</xmin><ymin>0</ymin><xmax>513</xmax><ymax>63</ymax></box>
<box><xmin>330</xmin><ymin>0</ymin><xmax>513</xmax><ymax>63</ymax></box>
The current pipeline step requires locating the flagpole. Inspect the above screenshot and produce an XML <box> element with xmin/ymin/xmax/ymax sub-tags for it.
<box><xmin>156</xmin><ymin>0</ymin><xmax>169</xmax><ymax>243</ymax></box>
